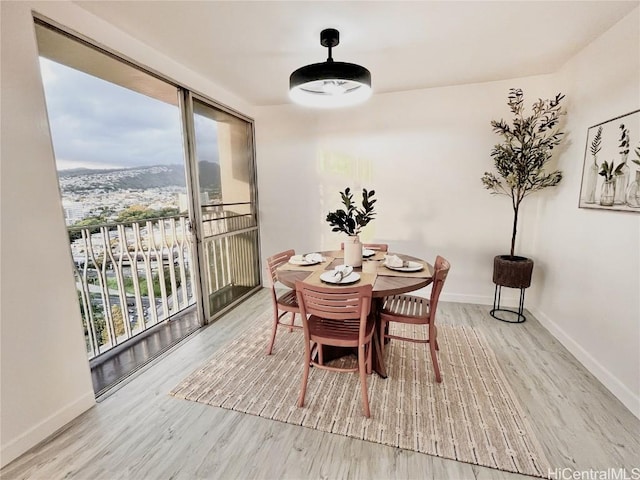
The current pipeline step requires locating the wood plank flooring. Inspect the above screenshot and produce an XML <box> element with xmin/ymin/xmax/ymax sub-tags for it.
<box><xmin>2</xmin><ymin>289</ymin><xmax>639</xmax><ymax>480</ymax></box>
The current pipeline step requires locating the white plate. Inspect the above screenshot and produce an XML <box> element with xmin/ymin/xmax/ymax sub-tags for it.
<box><xmin>320</xmin><ymin>271</ymin><xmax>361</xmax><ymax>285</ymax></box>
<box><xmin>362</xmin><ymin>249</ymin><xmax>375</xmax><ymax>258</ymax></box>
<box><xmin>289</xmin><ymin>257</ymin><xmax>323</xmax><ymax>266</ymax></box>
<box><xmin>384</xmin><ymin>261</ymin><xmax>424</xmax><ymax>272</ymax></box>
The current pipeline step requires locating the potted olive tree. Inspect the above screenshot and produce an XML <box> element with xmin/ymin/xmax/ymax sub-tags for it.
<box><xmin>326</xmin><ymin>187</ymin><xmax>376</xmax><ymax>267</ymax></box>
<box><xmin>481</xmin><ymin>88</ymin><xmax>566</xmax><ymax>321</ymax></box>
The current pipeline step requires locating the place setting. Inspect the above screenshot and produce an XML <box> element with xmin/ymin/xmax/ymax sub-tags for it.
<box><xmin>319</xmin><ymin>265</ymin><xmax>360</xmax><ymax>284</ymax></box>
<box><xmin>304</xmin><ymin>264</ymin><xmax>377</xmax><ymax>288</ymax></box>
<box><xmin>277</xmin><ymin>252</ymin><xmax>335</xmax><ymax>272</ymax></box>
<box><xmin>376</xmin><ymin>254</ymin><xmax>433</xmax><ymax>278</ymax></box>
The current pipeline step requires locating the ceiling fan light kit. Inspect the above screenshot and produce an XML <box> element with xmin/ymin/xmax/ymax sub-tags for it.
<box><xmin>289</xmin><ymin>28</ymin><xmax>372</xmax><ymax>108</ymax></box>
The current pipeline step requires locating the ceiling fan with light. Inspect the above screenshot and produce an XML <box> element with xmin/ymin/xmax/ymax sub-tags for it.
<box><xmin>289</xmin><ymin>28</ymin><xmax>372</xmax><ymax>108</ymax></box>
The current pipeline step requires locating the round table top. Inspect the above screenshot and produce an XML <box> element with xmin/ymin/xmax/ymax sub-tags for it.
<box><xmin>276</xmin><ymin>251</ymin><xmax>433</xmax><ymax>298</ymax></box>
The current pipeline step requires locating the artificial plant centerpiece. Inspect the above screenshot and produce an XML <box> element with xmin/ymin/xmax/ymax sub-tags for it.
<box><xmin>326</xmin><ymin>187</ymin><xmax>376</xmax><ymax>267</ymax></box>
<box><xmin>481</xmin><ymin>88</ymin><xmax>566</xmax><ymax>321</ymax></box>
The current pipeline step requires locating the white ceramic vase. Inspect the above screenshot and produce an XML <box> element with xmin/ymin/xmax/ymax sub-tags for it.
<box><xmin>343</xmin><ymin>235</ymin><xmax>363</xmax><ymax>267</ymax></box>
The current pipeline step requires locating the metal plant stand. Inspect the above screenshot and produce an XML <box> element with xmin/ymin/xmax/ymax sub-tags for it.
<box><xmin>490</xmin><ymin>284</ymin><xmax>526</xmax><ymax>323</ymax></box>
<box><xmin>490</xmin><ymin>255</ymin><xmax>534</xmax><ymax>324</ymax></box>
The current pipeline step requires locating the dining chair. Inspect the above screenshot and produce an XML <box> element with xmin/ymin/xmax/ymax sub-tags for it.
<box><xmin>265</xmin><ymin>249</ymin><xmax>302</xmax><ymax>355</ymax></box>
<box><xmin>379</xmin><ymin>255</ymin><xmax>451</xmax><ymax>383</ymax></box>
<box><xmin>295</xmin><ymin>281</ymin><xmax>374</xmax><ymax>418</ymax></box>
<box><xmin>340</xmin><ymin>242</ymin><xmax>389</xmax><ymax>252</ymax></box>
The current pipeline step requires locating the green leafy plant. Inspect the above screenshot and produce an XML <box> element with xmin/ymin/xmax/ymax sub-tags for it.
<box><xmin>599</xmin><ymin>160</ymin><xmax>624</xmax><ymax>182</ymax></box>
<box><xmin>326</xmin><ymin>187</ymin><xmax>376</xmax><ymax>236</ymax></box>
<box><xmin>481</xmin><ymin>88</ymin><xmax>566</xmax><ymax>257</ymax></box>
<box><xmin>590</xmin><ymin>126</ymin><xmax>603</xmax><ymax>166</ymax></box>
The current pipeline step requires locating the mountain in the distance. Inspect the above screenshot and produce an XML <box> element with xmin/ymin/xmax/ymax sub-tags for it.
<box><xmin>58</xmin><ymin>167</ymin><xmax>125</xmax><ymax>177</ymax></box>
<box><xmin>58</xmin><ymin>162</ymin><xmax>220</xmax><ymax>192</ymax></box>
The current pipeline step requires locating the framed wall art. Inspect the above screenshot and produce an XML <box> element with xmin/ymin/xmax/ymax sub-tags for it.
<box><xmin>579</xmin><ymin>109</ymin><xmax>639</xmax><ymax>212</ymax></box>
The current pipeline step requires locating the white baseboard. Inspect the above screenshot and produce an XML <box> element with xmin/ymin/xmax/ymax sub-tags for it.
<box><xmin>440</xmin><ymin>292</ymin><xmax>493</xmax><ymax>305</ymax></box>
<box><xmin>440</xmin><ymin>291</ymin><xmax>522</xmax><ymax>307</ymax></box>
<box><xmin>531</xmin><ymin>306</ymin><xmax>640</xmax><ymax>420</ymax></box>
<box><xmin>0</xmin><ymin>390</ymin><xmax>96</xmax><ymax>468</ymax></box>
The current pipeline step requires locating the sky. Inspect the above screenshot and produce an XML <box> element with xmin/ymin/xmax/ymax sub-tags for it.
<box><xmin>39</xmin><ymin>57</ymin><xmax>219</xmax><ymax>171</ymax></box>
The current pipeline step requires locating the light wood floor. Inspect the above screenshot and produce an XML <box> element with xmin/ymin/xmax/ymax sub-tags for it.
<box><xmin>2</xmin><ymin>289</ymin><xmax>639</xmax><ymax>480</ymax></box>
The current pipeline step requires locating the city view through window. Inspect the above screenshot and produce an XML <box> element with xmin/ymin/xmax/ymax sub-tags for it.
<box><xmin>40</xmin><ymin>56</ymin><xmax>207</xmax><ymax>361</ymax></box>
<box><xmin>40</xmin><ymin>57</ymin><xmax>217</xmax><ymax>227</ymax></box>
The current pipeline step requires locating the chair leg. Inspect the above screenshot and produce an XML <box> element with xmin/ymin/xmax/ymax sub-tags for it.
<box><xmin>266</xmin><ymin>305</ymin><xmax>279</xmax><ymax>355</ymax></box>
<box><xmin>317</xmin><ymin>343</ymin><xmax>324</xmax><ymax>366</ymax></box>
<box><xmin>366</xmin><ymin>341</ymin><xmax>372</xmax><ymax>375</ymax></box>
<box><xmin>430</xmin><ymin>341</ymin><xmax>442</xmax><ymax>383</ymax></box>
<box><xmin>379</xmin><ymin>319</ymin><xmax>386</xmax><ymax>357</ymax></box>
<box><xmin>429</xmin><ymin>325</ymin><xmax>442</xmax><ymax>383</ymax></box>
<box><xmin>432</xmin><ymin>325</ymin><xmax>439</xmax><ymax>351</ymax></box>
<box><xmin>288</xmin><ymin>311</ymin><xmax>296</xmax><ymax>332</ymax></box>
<box><xmin>298</xmin><ymin>341</ymin><xmax>312</xmax><ymax>407</ymax></box>
<box><xmin>358</xmin><ymin>344</ymin><xmax>371</xmax><ymax>418</ymax></box>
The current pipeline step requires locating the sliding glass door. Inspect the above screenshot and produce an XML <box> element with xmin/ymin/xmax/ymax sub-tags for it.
<box><xmin>182</xmin><ymin>94</ymin><xmax>260</xmax><ymax>322</ymax></box>
<box><xmin>35</xmin><ymin>18</ymin><xmax>261</xmax><ymax>393</ymax></box>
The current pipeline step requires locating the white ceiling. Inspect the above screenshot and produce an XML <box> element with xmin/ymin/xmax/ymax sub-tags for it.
<box><xmin>74</xmin><ymin>1</ymin><xmax>638</xmax><ymax>106</ymax></box>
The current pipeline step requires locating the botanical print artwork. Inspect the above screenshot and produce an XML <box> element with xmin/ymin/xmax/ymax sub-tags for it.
<box><xmin>579</xmin><ymin>109</ymin><xmax>640</xmax><ymax>212</ymax></box>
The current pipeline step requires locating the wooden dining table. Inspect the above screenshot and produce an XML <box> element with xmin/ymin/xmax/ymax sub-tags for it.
<box><xmin>276</xmin><ymin>250</ymin><xmax>434</xmax><ymax>378</ymax></box>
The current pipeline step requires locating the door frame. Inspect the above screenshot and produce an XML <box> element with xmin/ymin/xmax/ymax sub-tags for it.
<box><xmin>179</xmin><ymin>90</ymin><xmax>262</xmax><ymax>326</ymax></box>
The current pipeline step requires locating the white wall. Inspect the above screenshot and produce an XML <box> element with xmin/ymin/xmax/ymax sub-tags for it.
<box><xmin>531</xmin><ymin>7</ymin><xmax>640</xmax><ymax>418</ymax></box>
<box><xmin>0</xmin><ymin>4</ymin><xmax>95</xmax><ymax>468</ymax></box>
<box><xmin>255</xmin><ymin>76</ymin><xmax>556</xmax><ymax>304</ymax></box>
<box><xmin>0</xmin><ymin>1</ymin><xmax>254</xmax><ymax>467</ymax></box>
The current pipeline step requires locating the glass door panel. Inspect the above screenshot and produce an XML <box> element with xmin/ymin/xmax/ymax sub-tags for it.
<box><xmin>191</xmin><ymin>98</ymin><xmax>260</xmax><ymax>320</ymax></box>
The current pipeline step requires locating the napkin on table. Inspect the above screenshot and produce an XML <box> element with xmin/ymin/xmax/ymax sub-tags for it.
<box><xmin>333</xmin><ymin>264</ymin><xmax>353</xmax><ymax>281</ymax></box>
<box><xmin>384</xmin><ymin>254</ymin><xmax>406</xmax><ymax>268</ymax></box>
<box><xmin>335</xmin><ymin>264</ymin><xmax>353</xmax><ymax>275</ymax></box>
<box><xmin>304</xmin><ymin>253</ymin><xmax>323</xmax><ymax>263</ymax></box>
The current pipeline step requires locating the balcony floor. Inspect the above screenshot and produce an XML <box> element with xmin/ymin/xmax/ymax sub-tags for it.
<box><xmin>90</xmin><ymin>306</ymin><xmax>200</xmax><ymax>396</ymax></box>
<box><xmin>90</xmin><ymin>284</ymin><xmax>256</xmax><ymax>396</ymax></box>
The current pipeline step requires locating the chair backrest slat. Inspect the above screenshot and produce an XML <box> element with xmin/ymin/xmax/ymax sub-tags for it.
<box><xmin>429</xmin><ymin>255</ymin><xmax>451</xmax><ymax>323</ymax></box>
<box><xmin>296</xmin><ymin>282</ymin><xmax>372</xmax><ymax>322</ymax></box>
<box><xmin>266</xmin><ymin>249</ymin><xmax>295</xmax><ymax>285</ymax></box>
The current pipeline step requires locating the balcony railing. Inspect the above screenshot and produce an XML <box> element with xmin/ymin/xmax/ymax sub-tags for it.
<box><xmin>200</xmin><ymin>205</ymin><xmax>260</xmax><ymax>313</ymax></box>
<box><xmin>70</xmin><ymin>215</ymin><xmax>196</xmax><ymax>359</ymax></box>
<box><xmin>71</xmin><ymin>208</ymin><xmax>261</xmax><ymax>360</ymax></box>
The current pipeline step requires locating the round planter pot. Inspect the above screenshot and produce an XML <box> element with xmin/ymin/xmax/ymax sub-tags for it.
<box><xmin>493</xmin><ymin>255</ymin><xmax>534</xmax><ymax>289</ymax></box>
<box><xmin>343</xmin><ymin>235</ymin><xmax>363</xmax><ymax>267</ymax></box>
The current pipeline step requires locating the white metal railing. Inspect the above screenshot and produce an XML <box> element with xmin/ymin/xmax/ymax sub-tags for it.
<box><xmin>71</xmin><ymin>209</ymin><xmax>260</xmax><ymax>360</ymax></box>
<box><xmin>200</xmin><ymin>204</ymin><xmax>259</xmax><ymax>296</ymax></box>
<box><xmin>70</xmin><ymin>215</ymin><xmax>195</xmax><ymax>359</ymax></box>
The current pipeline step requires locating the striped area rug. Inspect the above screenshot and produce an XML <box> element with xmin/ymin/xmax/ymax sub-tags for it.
<box><xmin>170</xmin><ymin>311</ymin><xmax>550</xmax><ymax>478</ymax></box>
